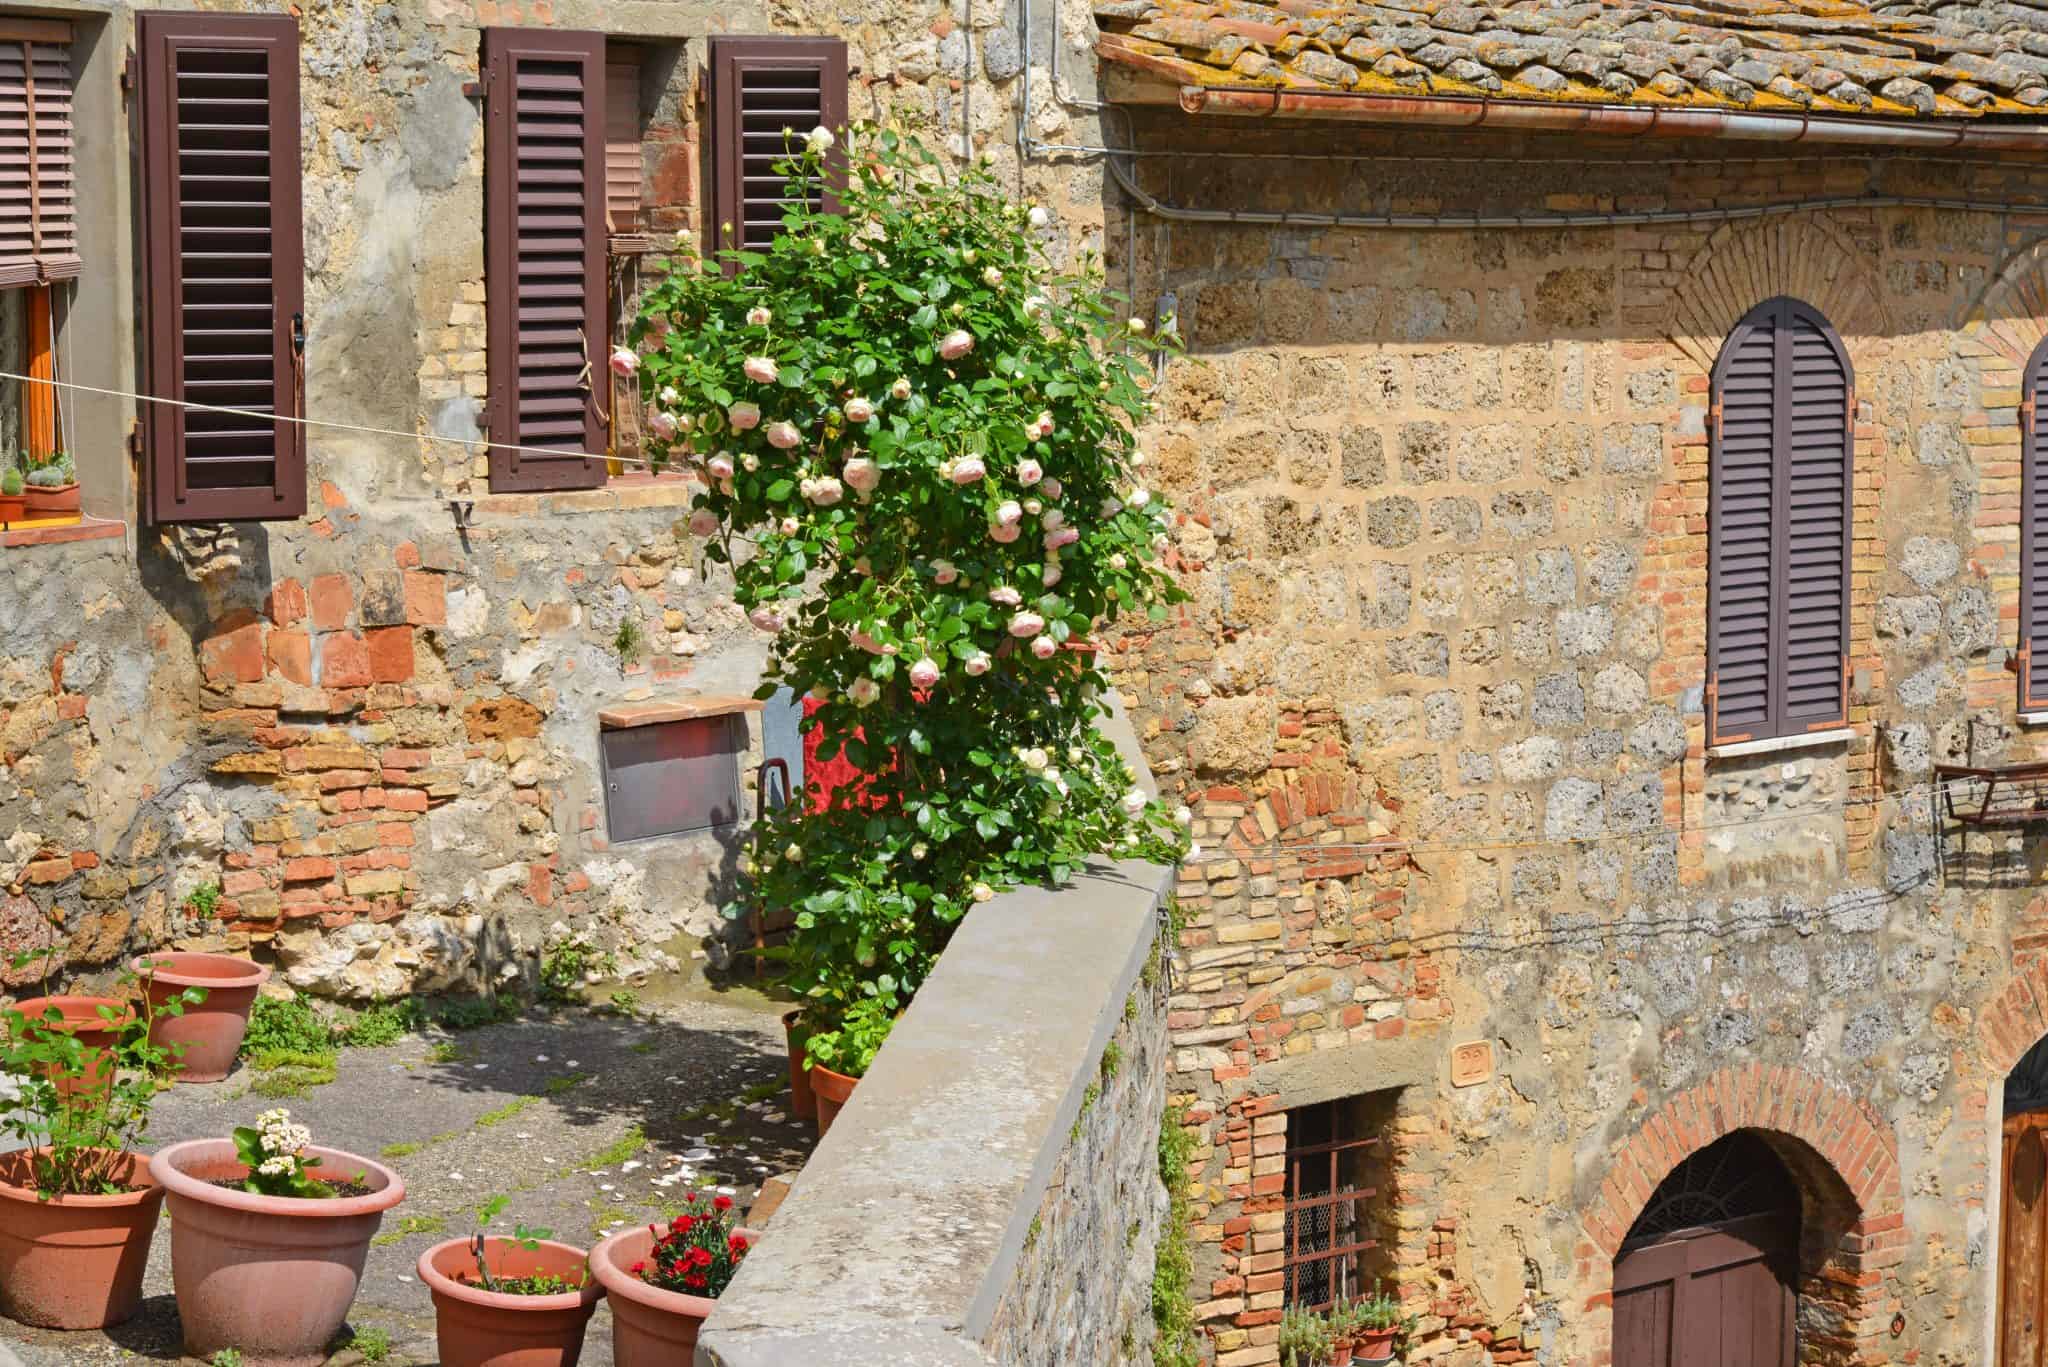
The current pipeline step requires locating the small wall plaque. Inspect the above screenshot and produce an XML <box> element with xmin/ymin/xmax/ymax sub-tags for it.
<box><xmin>1450</xmin><ymin>1040</ymin><xmax>1494</xmax><ymax>1088</ymax></box>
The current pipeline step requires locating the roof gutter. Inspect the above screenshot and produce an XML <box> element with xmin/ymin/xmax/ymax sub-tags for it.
<box><xmin>1174</xmin><ymin>83</ymin><xmax>2048</xmax><ymax>153</ymax></box>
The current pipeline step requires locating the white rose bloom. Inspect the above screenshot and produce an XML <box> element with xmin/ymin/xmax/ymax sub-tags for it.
<box><xmin>1121</xmin><ymin>787</ymin><xmax>1147</xmax><ymax>816</ymax></box>
<box><xmin>970</xmin><ymin>882</ymin><xmax>994</xmax><ymax>903</ymax></box>
<box><xmin>746</xmin><ymin>306</ymin><xmax>773</xmax><ymax>327</ymax></box>
<box><xmin>1028</xmin><ymin>205</ymin><xmax>1050</xmax><ymax>228</ymax></box>
<box><xmin>983</xmin><ymin>266</ymin><xmax>1004</xmax><ymax>287</ymax></box>
<box><xmin>1175</xmin><ymin>805</ymin><xmax>1193</xmax><ymax>825</ymax></box>
<box><xmin>848</xmin><ymin>678</ymin><xmax>880</xmax><ymax>707</ymax></box>
<box><xmin>890</xmin><ymin>377</ymin><xmax>913</xmax><ymax>401</ymax></box>
<box><xmin>806</xmin><ymin>124</ymin><xmax>834</xmax><ymax>155</ymax></box>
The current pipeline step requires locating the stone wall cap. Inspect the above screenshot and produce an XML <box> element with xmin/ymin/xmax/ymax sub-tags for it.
<box><xmin>598</xmin><ymin>694</ymin><xmax>765</xmax><ymax>729</ymax></box>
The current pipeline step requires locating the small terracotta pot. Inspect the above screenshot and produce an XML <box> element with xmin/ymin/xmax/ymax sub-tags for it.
<box><xmin>154</xmin><ymin>1137</ymin><xmax>405</xmax><ymax>1366</ymax></box>
<box><xmin>590</xmin><ymin>1224</ymin><xmax>760</xmax><ymax>1367</ymax></box>
<box><xmin>0</xmin><ymin>1148</ymin><xmax>163</xmax><ymax>1329</ymax></box>
<box><xmin>782</xmin><ymin>1011</ymin><xmax>816</xmax><ymax>1122</ymax></box>
<box><xmin>10</xmin><ymin>995</ymin><xmax>134</xmax><ymax>1101</ymax></box>
<box><xmin>131</xmin><ymin>951</ymin><xmax>270</xmax><ymax>1083</ymax></box>
<box><xmin>418</xmin><ymin>1235</ymin><xmax>601</xmax><ymax>1367</ymax></box>
<box><xmin>22</xmin><ymin>481</ymin><xmax>77</xmax><ymax>517</ymax></box>
<box><xmin>1328</xmin><ymin>1338</ymin><xmax>1356</xmax><ymax>1367</ymax></box>
<box><xmin>1355</xmin><ymin>1327</ymin><xmax>1397</xmax><ymax>1363</ymax></box>
<box><xmin>0</xmin><ymin>492</ymin><xmax>23</xmax><ymax>523</ymax></box>
<box><xmin>810</xmin><ymin>1062</ymin><xmax>857</xmax><ymax>1136</ymax></box>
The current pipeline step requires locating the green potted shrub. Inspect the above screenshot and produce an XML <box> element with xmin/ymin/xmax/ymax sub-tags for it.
<box><xmin>0</xmin><ymin>464</ymin><xmax>23</xmax><ymax>523</ymax></box>
<box><xmin>417</xmin><ymin>1194</ymin><xmax>601</xmax><ymax>1367</ymax></box>
<box><xmin>1279</xmin><ymin>1303</ymin><xmax>1332</xmax><ymax>1367</ymax></box>
<box><xmin>0</xmin><ymin>962</ymin><xmax>204</xmax><ymax>1329</ymax></box>
<box><xmin>800</xmin><ymin>992</ymin><xmax>894</xmax><ymax>1137</ymax></box>
<box><xmin>1349</xmin><ymin>1282</ymin><xmax>1405</xmax><ymax>1364</ymax></box>
<box><xmin>22</xmin><ymin>451</ymin><xmax>76</xmax><ymax>517</ymax></box>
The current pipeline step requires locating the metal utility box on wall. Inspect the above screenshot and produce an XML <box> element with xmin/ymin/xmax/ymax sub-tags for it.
<box><xmin>596</xmin><ymin>696</ymin><xmax>762</xmax><ymax>843</ymax></box>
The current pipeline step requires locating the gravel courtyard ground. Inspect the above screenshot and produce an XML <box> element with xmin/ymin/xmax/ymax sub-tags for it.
<box><xmin>0</xmin><ymin>986</ymin><xmax>811</xmax><ymax>1366</ymax></box>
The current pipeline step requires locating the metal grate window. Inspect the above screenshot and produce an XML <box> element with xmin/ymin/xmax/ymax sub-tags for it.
<box><xmin>599</xmin><ymin>715</ymin><xmax>742</xmax><ymax>842</ymax></box>
<box><xmin>1282</xmin><ymin>1100</ymin><xmax>1379</xmax><ymax>1312</ymax></box>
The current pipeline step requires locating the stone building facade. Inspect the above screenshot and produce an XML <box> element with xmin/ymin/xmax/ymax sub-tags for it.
<box><xmin>1086</xmin><ymin>3</ymin><xmax>2048</xmax><ymax>1366</ymax></box>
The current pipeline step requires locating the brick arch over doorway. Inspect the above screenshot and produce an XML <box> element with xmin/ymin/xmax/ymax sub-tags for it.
<box><xmin>1979</xmin><ymin>950</ymin><xmax>2048</xmax><ymax>1077</ymax></box>
<box><xmin>1578</xmin><ymin>1065</ymin><xmax>1905</xmax><ymax>1366</ymax></box>
<box><xmin>1663</xmin><ymin>215</ymin><xmax>1893</xmax><ymax>378</ymax></box>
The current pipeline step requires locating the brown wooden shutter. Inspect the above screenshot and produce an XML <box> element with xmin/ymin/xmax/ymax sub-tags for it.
<box><xmin>482</xmin><ymin>27</ymin><xmax>607</xmax><ymax>494</ymax></box>
<box><xmin>605</xmin><ymin>54</ymin><xmax>642</xmax><ymax>235</ymax></box>
<box><xmin>1708</xmin><ymin>297</ymin><xmax>1851</xmax><ymax>744</ymax></box>
<box><xmin>707</xmin><ymin>36</ymin><xmax>848</xmax><ymax>258</ymax></box>
<box><xmin>0</xmin><ymin>20</ymin><xmax>79</xmax><ymax>288</ymax></box>
<box><xmin>2022</xmin><ymin>338</ymin><xmax>2048</xmax><ymax>710</ymax></box>
<box><xmin>136</xmin><ymin>12</ymin><xmax>305</xmax><ymax>524</ymax></box>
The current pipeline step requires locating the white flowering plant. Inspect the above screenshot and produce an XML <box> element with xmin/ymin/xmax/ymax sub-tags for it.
<box><xmin>627</xmin><ymin>127</ymin><xmax>1189</xmax><ymax>1061</ymax></box>
<box><xmin>231</xmin><ymin>1107</ymin><xmax>341</xmax><ymax>1200</ymax></box>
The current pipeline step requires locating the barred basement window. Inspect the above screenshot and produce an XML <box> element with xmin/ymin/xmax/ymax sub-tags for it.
<box><xmin>2020</xmin><ymin>335</ymin><xmax>2048</xmax><ymax>711</ymax></box>
<box><xmin>1707</xmin><ymin>297</ymin><xmax>1853</xmax><ymax>745</ymax></box>
<box><xmin>1282</xmin><ymin>1098</ymin><xmax>1381</xmax><ymax>1311</ymax></box>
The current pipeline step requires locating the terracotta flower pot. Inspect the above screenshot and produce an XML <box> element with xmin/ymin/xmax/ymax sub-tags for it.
<box><xmin>418</xmin><ymin>1235</ymin><xmax>601</xmax><ymax>1367</ymax></box>
<box><xmin>782</xmin><ymin>1011</ymin><xmax>816</xmax><ymax>1122</ymax></box>
<box><xmin>1329</xmin><ymin>1338</ymin><xmax>1356</xmax><ymax>1366</ymax></box>
<box><xmin>154</xmin><ymin>1137</ymin><xmax>405</xmax><ymax>1366</ymax></box>
<box><xmin>590</xmin><ymin>1224</ymin><xmax>759</xmax><ymax>1367</ymax></box>
<box><xmin>810</xmin><ymin>1062</ymin><xmax>857</xmax><ymax>1136</ymax></box>
<box><xmin>22</xmin><ymin>481</ymin><xmax>77</xmax><ymax>517</ymax></box>
<box><xmin>11</xmin><ymin>995</ymin><xmax>134</xmax><ymax>1101</ymax></box>
<box><xmin>1355</xmin><ymin>1327</ymin><xmax>1397</xmax><ymax>1363</ymax></box>
<box><xmin>0</xmin><ymin>1149</ymin><xmax>163</xmax><ymax>1330</ymax></box>
<box><xmin>131</xmin><ymin>951</ymin><xmax>270</xmax><ymax>1083</ymax></box>
<box><xmin>0</xmin><ymin>492</ymin><xmax>23</xmax><ymax>523</ymax></box>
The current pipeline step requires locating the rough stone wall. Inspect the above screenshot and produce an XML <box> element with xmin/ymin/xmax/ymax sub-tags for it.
<box><xmin>0</xmin><ymin>0</ymin><xmax>1109</xmax><ymax>1000</ymax></box>
<box><xmin>984</xmin><ymin>939</ymin><xmax>1170</xmax><ymax>1366</ymax></box>
<box><xmin>1101</xmin><ymin>116</ymin><xmax>2048</xmax><ymax>1367</ymax></box>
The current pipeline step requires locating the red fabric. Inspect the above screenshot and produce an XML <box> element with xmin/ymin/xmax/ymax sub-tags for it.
<box><xmin>803</xmin><ymin>694</ymin><xmax>874</xmax><ymax>813</ymax></box>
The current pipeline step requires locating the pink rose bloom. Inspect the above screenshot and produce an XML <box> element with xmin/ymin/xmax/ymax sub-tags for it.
<box><xmin>932</xmin><ymin>560</ymin><xmax>959</xmax><ymax>585</ymax></box>
<box><xmin>842</xmin><ymin>457</ymin><xmax>880</xmax><ymax>493</ymax></box>
<box><xmin>747</xmin><ymin>306</ymin><xmax>772</xmax><ymax>327</ymax></box>
<box><xmin>687</xmin><ymin>509</ymin><xmax>719</xmax><ymax>537</ymax></box>
<box><xmin>989</xmin><ymin>522</ymin><xmax>1022</xmax><ymax>544</ymax></box>
<box><xmin>852</xmin><ymin>629</ymin><xmax>886</xmax><ymax>654</ymax></box>
<box><xmin>806</xmin><ymin>476</ymin><xmax>844</xmax><ymax>506</ymax></box>
<box><xmin>890</xmin><ymin>377</ymin><xmax>913</xmax><ymax>401</ymax></box>
<box><xmin>989</xmin><ymin>585</ymin><xmax>1022</xmax><ymax>607</ymax></box>
<box><xmin>744</xmin><ymin>356</ymin><xmax>779</xmax><ymax>384</ymax></box>
<box><xmin>729</xmin><ymin>402</ymin><xmax>761</xmax><ymax>430</ymax></box>
<box><xmin>766</xmin><ymin>421</ymin><xmax>801</xmax><ymax>449</ymax></box>
<box><xmin>844</xmin><ymin>397</ymin><xmax>875</xmax><ymax>423</ymax></box>
<box><xmin>1042</xmin><ymin>562</ymin><xmax>1062</xmax><ymax>587</ymax></box>
<box><xmin>1031</xmin><ymin>635</ymin><xmax>1058</xmax><ymax>659</ymax></box>
<box><xmin>938</xmin><ymin>329</ymin><xmax>974</xmax><ymax>360</ymax></box>
<box><xmin>648</xmin><ymin>410</ymin><xmax>679</xmax><ymax>440</ymax></box>
<box><xmin>1044</xmin><ymin>527</ymin><xmax>1079</xmax><ymax>551</ymax></box>
<box><xmin>1016</xmin><ymin>458</ymin><xmax>1043</xmax><ymax>485</ymax></box>
<box><xmin>749</xmin><ymin>606</ymin><xmax>784</xmax><ymax>633</ymax></box>
<box><xmin>1041</xmin><ymin>508</ymin><xmax>1065</xmax><ymax>530</ymax></box>
<box><xmin>909</xmin><ymin>657</ymin><xmax>941</xmax><ymax>688</ymax></box>
<box><xmin>950</xmin><ymin>456</ymin><xmax>986</xmax><ymax>486</ymax></box>
<box><xmin>1040</xmin><ymin>477</ymin><xmax>1063</xmax><ymax>500</ymax></box>
<box><xmin>1008</xmin><ymin>611</ymin><xmax>1045</xmax><ymax>639</ymax></box>
<box><xmin>848</xmin><ymin>678</ymin><xmax>880</xmax><ymax>707</ymax></box>
<box><xmin>780</xmin><ymin>516</ymin><xmax>801</xmax><ymax>536</ymax></box>
<box><xmin>996</xmin><ymin>500</ymin><xmax>1023</xmax><ymax>527</ymax></box>
<box><xmin>964</xmin><ymin>651</ymin><xmax>992</xmax><ymax>676</ymax></box>
<box><xmin>706</xmin><ymin>452</ymin><xmax>735</xmax><ymax>480</ymax></box>
<box><xmin>609</xmin><ymin>348</ymin><xmax>638</xmax><ymax>377</ymax></box>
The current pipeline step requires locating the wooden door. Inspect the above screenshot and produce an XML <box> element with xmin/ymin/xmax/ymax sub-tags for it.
<box><xmin>2002</xmin><ymin>1111</ymin><xmax>2048</xmax><ymax>1365</ymax></box>
<box><xmin>1614</xmin><ymin>1212</ymin><xmax>1797</xmax><ymax>1367</ymax></box>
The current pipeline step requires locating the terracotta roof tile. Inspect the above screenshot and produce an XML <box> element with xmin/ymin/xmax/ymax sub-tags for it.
<box><xmin>1094</xmin><ymin>0</ymin><xmax>2048</xmax><ymax>115</ymax></box>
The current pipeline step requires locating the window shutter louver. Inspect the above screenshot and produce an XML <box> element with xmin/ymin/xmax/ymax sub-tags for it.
<box><xmin>0</xmin><ymin>21</ymin><xmax>79</xmax><ymax>289</ymax></box>
<box><xmin>2021</xmin><ymin>340</ymin><xmax>2048</xmax><ymax>710</ymax></box>
<box><xmin>483</xmin><ymin>27</ymin><xmax>607</xmax><ymax>494</ymax></box>
<box><xmin>604</xmin><ymin>57</ymin><xmax>642</xmax><ymax>236</ymax></box>
<box><xmin>1708</xmin><ymin>298</ymin><xmax>1852</xmax><ymax>744</ymax></box>
<box><xmin>137</xmin><ymin>12</ymin><xmax>306</xmax><ymax>524</ymax></box>
<box><xmin>708</xmin><ymin>36</ymin><xmax>848</xmax><ymax>259</ymax></box>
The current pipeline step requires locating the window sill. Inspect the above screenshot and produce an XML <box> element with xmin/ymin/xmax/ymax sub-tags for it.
<box><xmin>1707</xmin><ymin>726</ymin><xmax>1857</xmax><ymax>761</ymax></box>
<box><xmin>1</xmin><ymin>514</ymin><xmax>123</xmax><ymax>549</ymax></box>
<box><xmin>599</xmin><ymin>693</ymin><xmax>764</xmax><ymax>730</ymax></box>
<box><xmin>2020</xmin><ymin>712</ymin><xmax>2048</xmax><ymax>727</ymax></box>
<box><xmin>475</xmin><ymin>473</ymin><xmax>698</xmax><ymax>519</ymax></box>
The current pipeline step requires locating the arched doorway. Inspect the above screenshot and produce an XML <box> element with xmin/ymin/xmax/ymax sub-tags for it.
<box><xmin>2001</xmin><ymin>1034</ymin><xmax>2048</xmax><ymax>1364</ymax></box>
<box><xmin>1612</xmin><ymin>1130</ymin><xmax>1800</xmax><ymax>1367</ymax></box>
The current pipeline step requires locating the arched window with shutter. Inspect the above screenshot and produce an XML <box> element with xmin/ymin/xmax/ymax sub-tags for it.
<box><xmin>1708</xmin><ymin>298</ymin><xmax>1853</xmax><ymax>746</ymax></box>
<box><xmin>2021</xmin><ymin>337</ymin><xmax>2048</xmax><ymax>712</ymax></box>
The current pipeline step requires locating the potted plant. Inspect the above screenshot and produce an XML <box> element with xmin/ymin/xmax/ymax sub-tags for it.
<box><xmin>0</xmin><ymin>965</ymin><xmax>202</xmax><ymax>1329</ymax></box>
<box><xmin>1325</xmin><ymin>1301</ymin><xmax>1357</xmax><ymax>1367</ymax></box>
<box><xmin>801</xmin><ymin>992</ymin><xmax>894</xmax><ymax>1137</ymax></box>
<box><xmin>9</xmin><ymin>993</ymin><xmax>133</xmax><ymax>1103</ymax></box>
<box><xmin>590</xmin><ymin>1189</ymin><xmax>756</xmax><ymax>1365</ymax></box>
<box><xmin>22</xmin><ymin>451</ymin><xmax>76</xmax><ymax>517</ymax></box>
<box><xmin>0</xmin><ymin>465</ymin><xmax>22</xmax><ymax>523</ymax></box>
<box><xmin>133</xmin><ymin>950</ymin><xmax>271</xmax><ymax>1083</ymax></box>
<box><xmin>153</xmin><ymin>1108</ymin><xmax>406</xmax><ymax>1365</ymax></box>
<box><xmin>1279</xmin><ymin>1303</ymin><xmax>1332</xmax><ymax>1367</ymax></box>
<box><xmin>1350</xmin><ymin>1282</ymin><xmax>1405</xmax><ymax>1364</ymax></box>
<box><xmin>417</xmin><ymin>1194</ymin><xmax>601</xmax><ymax>1367</ymax></box>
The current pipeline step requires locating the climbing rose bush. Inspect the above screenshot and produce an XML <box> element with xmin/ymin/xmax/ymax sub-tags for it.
<box><xmin>629</xmin><ymin>127</ymin><xmax>1188</xmax><ymax>1055</ymax></box>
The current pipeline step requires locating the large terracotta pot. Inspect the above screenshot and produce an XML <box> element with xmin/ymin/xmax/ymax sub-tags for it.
<box><xmin>1355</xmin><ymin>1326</ymin><xmax>1397</xmax><ymax>1363</ymax></box>
<box><xmin>10</xmin><ymin>995</ymin><xmax>133</xmax><ymax>1101</ymax></box>
<box><xmin>0</xmin><ymin>1149</ymin><xmax>163</xmax><ymax>1329</ymax></box>
<box><xmin>154</xmin><ymin>1137</ymin><xmax>405</xmax><ymax>1366</ymax></box>
<box><xmin>418</xmin><ymin>1235</ymin><xmax>601</xmax><ymax>1367</ymax></box>
<box><xmin>589</xmin><ymin>1224</ymin><xmax>760</xmax><ymax>1367</ymax></box>
<box><xmin>810</xmin><ymin>1062</ymin><xmax>857</xmax><ymax>1136</ymax></box>
<box><xmin>22</xmin><ymin>480</ymin><xmax>77</xmax><ymax>517</ymax></box>
<box><xmin>132</xmin><ymin>951</ymin><xmax>270</xmax><ymax>1083</ymax></box>
<box><xmin>0</xmin><ymin>491</ymin><xmax>23</xmax><ymax>523</ymax></box>
<box><xmin>781</xmin><ymin>1011</ymin><xmax>816</xmax><ymax>1122</ymax></box>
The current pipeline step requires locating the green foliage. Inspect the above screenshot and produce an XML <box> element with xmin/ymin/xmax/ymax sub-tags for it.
<box><xmin>0</xmin><ymin>465</ymin><xmax>20</xmax><ymax>496</ymax></box>
<box><xmin>210</xmin><ymin>1350</ymin><xmax>244</xmax><ymax>1367</ymax></box>
<box><xmin>799</xmin><ymin>992</ymin><xmax>892</xmax><ymax>1078</ymax></box>
<box><xmin>476</xmin><ymin>1096</ymin><xmax>536</xmax><ymax>1128</ymax></box>
<box><xmin>1152</xmin><ymin>1103</ymin><xmax>1200</xmax><ymax>1367</ymax></box>
<box><xmin>247</xmin><ymin>1050</ymin><xmax>336</xmax><ymax>1098</ymax></box>
<box><xmin>613</xmin><ymin>614</ymin><xmax>643</xmax><ymax>665</ymax></box>
<box><xmin>1334</xmin><ymin>1280</ymin><xmax>1405</xmax><ymax>1334</ymax></box>
<box><xmin>378</xmin><ymin>1141</ymin><xmax>423</xmax><ymax>1160</ymax></box>
<box><xmin>630</xmin><ymin>125</ymin><xmax>1190</xmax><ymax>1054</ymax></box>
<box><xmin>339</xmin><ymin>998</ymin><xmax>426</xmax><ymax>1047</ymax></box>
<box><xmin>344</xmin><ymin>1327</ymin><xmax>392</xmax><ymax>1362</ymax></box>
<box><xmin>540</xmin><ymin>932</ymin><xmax>617</xmax><ymax>1003</ymax></box>
<box><xmin>463</xmin><ymin>1195</ymin><xmax>585</xmax><ymax>1295</ymax></box>
<box><xmin>232</xmin><ymin>1108</ymin><xmax>348</xmax><ymax>1200</ymax></box>
<box><xmin>1100</xmin><ymin>1038</ymin><xmax>1121</xmax><ymax>1080</ymax></box>
<box><xmin>241</xmin><ymin>996</ymin><xmax>333</xmax><ymax>1066</ymax></box>
<box><xmin>1279</xmin><ymin>1304</ymin><xmax>1332</xmax><ymax>1367</ymax></box>
<box><xmin>607</xmin><ymin>988</ymin><xmax>641</xmax><ymax>1014</ymax></box>
<box><xmin>182</xmin><ymin>881</ymin><xmax>222</xmax><ymax>919</ymax></box>
<box><xmin>0</xmin><ymin>963</ymin><xmax>206</xmax><ymax>1196</ymax></box>
<box><xmin>430</xmin><ymin>994</ymin><xmax>522</xmax><ymax>1031</ymax></box>
<box><xmin>582</xmin><ymin>1123</ymin><xmax>647</xmax><ymax>1170</ymax></box>
<box><xmin>23</xmin><ymin>462</ymin><xmax>69</xmax><ymax>488</ymax></box>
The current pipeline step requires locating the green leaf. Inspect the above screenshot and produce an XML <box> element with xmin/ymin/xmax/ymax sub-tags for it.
<box><xmin>766</xmin><ymin>479</ymin><xmax>794</xmax><ymax>501</ymax></box>
<box><xmin>854</xmin><ymin>355</ymin><xmax>878</xmax><ymax>378</ymax></box>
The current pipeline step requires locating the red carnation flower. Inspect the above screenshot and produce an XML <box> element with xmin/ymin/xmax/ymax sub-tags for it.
<box><xmin>714</xmin><ymin>1194</ymin><xmax>734</xmax><ymax>1212</ymax></box>
<box><xmin>672</xmin><ymin>1214</ymin><xmax>696</xmax><ymax>1234</ymax></box>
<box><xmin>630</xmin><ymin>1261</ymin><xmax>646</xmax><ymax>1274</ymax></box>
